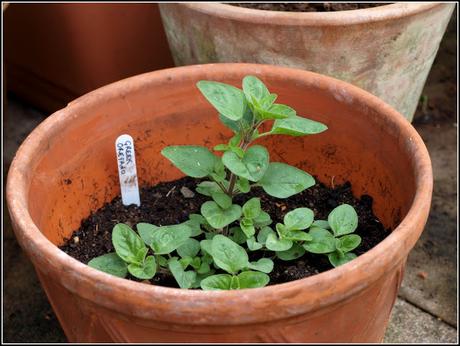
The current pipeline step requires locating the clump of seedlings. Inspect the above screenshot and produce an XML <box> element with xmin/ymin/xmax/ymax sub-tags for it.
<box><xmin>88</xmin><ymin>76</ymin><xmax>361</xmax><ymax>290</ymax></box>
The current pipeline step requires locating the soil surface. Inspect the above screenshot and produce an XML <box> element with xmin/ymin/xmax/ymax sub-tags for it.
<box><xmin>60</xmin><ymin>176</ymin><xmax>390</xmax><ymax>288</ymax></box>
<box><xmin>230</xmin><ymin>3</ymin><xmax>390</xmax><ymax>12</ymax></box>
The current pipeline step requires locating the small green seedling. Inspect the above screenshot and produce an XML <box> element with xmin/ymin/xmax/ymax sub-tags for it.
<box><xmin>89</xmin><ymin>75</ymin><xmax>362</xmax><ymax>289</ymax></box>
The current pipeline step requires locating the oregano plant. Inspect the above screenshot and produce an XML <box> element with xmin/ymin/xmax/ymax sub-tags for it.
<box><xmin>88</xmin><ymin>75</ymin><xmax>363</xmax><ymax>290</ymax></box>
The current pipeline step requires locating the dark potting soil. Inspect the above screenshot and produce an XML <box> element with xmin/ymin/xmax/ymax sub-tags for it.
<box><xmin>60</xmin><ymin>176</ymin><xmax>390</xmax><ymax>288</ymax></box>
<box><xmin>229</xmin><ymin>3</ymin><xmax>390</xmax><ymax>12</ymax></box>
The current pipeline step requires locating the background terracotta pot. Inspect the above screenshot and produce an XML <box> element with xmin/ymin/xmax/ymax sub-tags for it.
<box><xmin>159</xmin><ymin>3</ymin><xmax>455</xmax><ymax>122</ymax></box>
<box><xmin>7</xmin><ymin>63</ymin><xmax>432</xmax><ymax>342</ymax></box>
<box><xmin>4</xmin><ymin>3</ymin><xmax>174</xmax><ymax>113</ymax></box>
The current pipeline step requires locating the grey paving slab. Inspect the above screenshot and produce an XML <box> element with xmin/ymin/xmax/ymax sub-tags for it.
<box><xmin>384</xmin><ymin>298</ymin><xmax>458</xmax><ymax>343</ymax></box>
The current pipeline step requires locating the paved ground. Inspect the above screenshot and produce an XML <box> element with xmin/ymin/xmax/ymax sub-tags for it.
<box><xmin>2</xmin><ymin>12</ymin><xmax>457</xmax><ymax>344</ymax></box>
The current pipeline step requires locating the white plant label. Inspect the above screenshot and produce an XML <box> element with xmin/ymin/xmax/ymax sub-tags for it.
<box><xmin>115</xmin><ymin>134</ymin><xmax>140</xmax><ymax>206</ymax></box>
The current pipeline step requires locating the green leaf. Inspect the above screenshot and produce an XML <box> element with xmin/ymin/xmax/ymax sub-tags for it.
<box><xmin>196</xmin><ymin>181</ymin><xmax>224</xmax><ymax>197</ymax></box>
<box><xmin>112</xmin><ymin>224</ymin><xmax>147</xmax><ymax>264</ymax></box>
<box><xmin>257</xmin><ymin>226</ymin><xmax>276</xmax><ymax>245</ymax></box>
<box><xmin>242</xmin><ymin>197</ymin><xmax>262</xmax><ymax>219</ymax></box>
<box><xmin>336</xmin><ymin>234</ymin><xmax>361</xmax><ymax>253</ymax></box>
<box><xmin>236</xmin><ymin>177</ymin><xmax>250</xmax><ymax>193</ymax></box>
<box><xmin>282</xmin><ymin>230</ymin><xmax>313</xmax><ymax>242</ymax></box>
<box><xmin>156</xmin><ymin>255</ymin><xmax>168</xmax><ymax>267</ymax></box>
<box><xmin>328</xmin><ymin>204</ymin><xmax>359</xmax><ymax>236</ymax></box>
<box><xmin>230</xmin><ymin>226</ymin><xmax>248</xmax><ymax>244</ymax></box>
<box><xmin>197</xmin><ymin>260</ymin><xmax>211</xmax><ymax>274</ymax></box>
<box><xmin>150</xmin><ymin>224</ymin><xmax>192</xmax><ymax>255</ymax></box>
<box><xmin>248</xmin><ymin>258</ymin><xmax>274</xmax><ymax>273</ymax></box>
<box><xmin>88</xmin><ymin>253</ymin><xmax>128</xmax><ymax>278</ymax></box>
<box><xmin>284</xmin><ymin>207</ymin><xmax>314</xmax><ymax>230</ymax></box>
<box><xmin>240</xmin><ymin>217</ymin><xmax>255</xmax><ymax>238</ymax></box>
<box><xmin>168</xmin><ymin>258</ymin><xmax>197</xmax><ymax>289</ymax></box>
<box><xmin>197</xmin><ymin>80</ymin><xmax>246</xmax><ymax>121</ymax></box>
<box><xmin>218</xmin><ymin>105</ymin><xmax>254</xmax><ymax>133</ymax></box>
<box><xmin>242</xmin><ymin>75</ymin><xmax>270</xmax><ymax>105</ymax></box>
<box><xmin>222</xmin><ymin>145</ymin><xmax>269</xmax><ymax>182</ymax></box>
<box><xmin>229</xmin><ymin>133</ymin><xmax>242</xmax><ymax>147</ymax></box>
<box><xmin>200</xmin><ymin>274</ymin><xmax>233</xmax><ymax>290</ymax></box>
<box><xmin>328</xmin><ymin>252</ymin><xmax>357</xmax><ymax>267</ymax></box>
<box><xmin>200</xmin><ymin>239</ymin><xmax>213</xmax><ymax>256</ymax></box>
<box><xmin>265</xmin><ymin>233</ymin><xmax>293</xmax><ymax>251</ymax></box>
<box><xmin>303</xmin><ymin>227</ymin><xmax>336</xmax><ymax>254</ymax></box>
<box><xmin>161</xmin><ymin>146</ymin><xmax>218</xmax><ymax>178</ymax></box>
<box><xmin>190</xmin><ymin>256</ymin><xmax>202</xmax><ymax>270</ymax></box>
<box><xmin>312</xmin><ymin>220</ymin><xmax>330</xmax><ymax>229</ymax></box>
<box><xmin>253</xmin><ymin>211</ymin><xmax>272</xmax><ymax>227</ymax></box>
<box><xmin>136</xmin><ymin>223</ymin><xmax>160</xmax><ymax>247</ymax></box>
<box><xmin>230</xmin><ymin>275</ymin><xmax>241</xmax><ymax>289</ymax></box>
<box><xmin>214</xmin><ymin>144</ymin><xmax>229</xmax><ymax>151</ymax></box>
<box><xmin>260</xmin><ymin>93</ymin><xmax>278</xmax><ymax>109</ymax></box>
<box><xmin>201</xmin><ymin>201</ymin><xmax>242</xmax><ymax>229</ymax></box>
<box><xmin>276</xmin><ymin>243</ymin><xmax>306</xmax><ymax>261</ymax></box>
<box><xmin>230</xmin><ymin>146</ymin><xmax>245</xmax><ymax>158</ymax></box>
<box><xmin>211</xmin><ymin>235</ymin><xmax>249</xmax><ymax>274</ymax></box>
<box><xmin>246</xmin><ymin>236</ymin><xmax>263</xmax><ymax>251</ymax></box>
<box><xmin>238</xmin><ymin>271</ymin><xmax>270</xmax><ymax>289</ymax></box>
<box><xmin>259</xmin><ymin>162</ymin><xmax>315</xmax><ymax>198</ymax></box>
<box><xmin>257</xmin><ymin>103</ymin><xmax>296</xmax><ymax>120</ymax></box>
<box><xmin>271</xmin><ymin>116</ymin><xmax>328</xmax><ymax>136</ymax></box>
<box><xmin>182</xmin><ymin>219</ymin><xmax>203</xmax><ymax>237</ymax></box>
<box><xmin>211</xmin><ymin>192</ymin><xmax>232</xmax><ymax>209</ymax></box>
<box><xmin>127</xmin><ymin>256</ymin><xmax>156</xmax><ymax>280</ymax></box>
<box><xmin>177</xmin><ymin>238</ymin><xmax>201</xmax><ymax>258</ymax></box>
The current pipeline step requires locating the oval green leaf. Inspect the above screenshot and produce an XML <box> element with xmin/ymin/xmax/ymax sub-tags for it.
<box><xmin>303</xmin><ymin>227</ymin><xmax>336</xmax><ymax>254</ymax></box>
<box><xmin>137</xmin><ymin>223</ymin><xmax>160</xmax><ymax>246</ymax></box>
<box><xmin>168</xmin><ymin>258</ymin><xmax>197</xmax><ymax>289</ymax></box>
<box><xmin>112</xmin><ymin>223</ymin><xmax>147</xmax><ymax>264</ymax></box>
<box><xmin>222</xmin><ymin>145</ymin><xmax>269</xmax><ymax>182</ymax></box>
<box><xmin>284</xmin><ymin>207</ymin><xmax>314</xmax><ymax>230</ymax></box>
<box><xmin>259</xmin><ymin>162</ymin><xmax>315</xmax><ymax>198</ymax></box>
<box><xmin>328</xmin><ymin>204</ymin><xmax>359</xmax><ymax>236</ymax></box>
<box><xmin>238</xmin><ymin>271</ymin><xmax>270</xmax><ymax>289</ymax></box>
<box><xmin>276</xmin><ymin>243</ymin><xmax>306</xmax><ymax>261</ymax></box>
<box><xmin>242</xmin><ymin>197</ymin><xmax>262</xmax><ymax>219</ymax></box>
<box><xmin>177</xmin><ymin>238</ymin><xmax>201</xmax><ymax>258</ymax></box>
<box><xmin>328</xmin><ymin>252</ymin><xmax>357</xmax><ymax>267</ymax></box>
<box><xmin>265</xmin><ymin>233</ymin><xmax>293</xmax><ymax>251</ymax></box>
<box><xmin>88</xmin><ymin>253</ymin><xmax>128</xmax><ymax>278</ymax></box>
<box><xmin>271</xmin><ymin>116</ymin><xmax>328</xmax><ymax>136</ymax></box>
<box><xmin>150</xmin><ymin>224</ymin><xmax>192</xmax><ymax>255</ymax></box>
<box><xmin>211</xmin><ymin>235</ymin><xmax>249</xmax><ymax>274</ymax></box>
<box><xmin>247</xmin><ymin>258</ymin><xmax>274</xmax><ymax>273</ymax></box>
<box><xmin>200</xmin><ymin>274</ymin><xmax>233</xmax><ymax>290</ymax></box>
<box><xmin>127</xmin><ymin>255</ymin><xmax>156</xmax><ymax>280</ymax></box>
<box><xmin>201</xmin><ymin>201</ymin><xmax>242</xmax><ymax>229</ymax></box>
<box><xmin>161</xmin><ymin>145</ymin><xmax>218</xmax><ymax>178</ymax></box>
<box><xmin>336</xmin><ymin>234</ymin><xmax>362</xmax><ymax>253</ymax></box>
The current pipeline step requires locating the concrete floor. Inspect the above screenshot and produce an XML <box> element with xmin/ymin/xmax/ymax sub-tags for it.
<box><xmin>2</xmin><ymin>17</ymin><xmax>457</xmax><ymax>344</ymax></box>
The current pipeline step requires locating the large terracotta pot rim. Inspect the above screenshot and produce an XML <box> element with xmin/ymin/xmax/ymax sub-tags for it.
<box><xmin>181</xmin><ymin>2</ymin><xmax>441</xmax><ymax>26</ymax></box>
<box><xmin>6</xmin><ymin>63</ymin><xmax>432</xmax><ymax>325</ymax></box>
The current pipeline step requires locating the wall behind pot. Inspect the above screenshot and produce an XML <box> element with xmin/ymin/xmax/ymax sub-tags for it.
<box><xmin>4</xmin><ymin>3</ymin><xmax>175</xmax><ymax>113</ymax></box>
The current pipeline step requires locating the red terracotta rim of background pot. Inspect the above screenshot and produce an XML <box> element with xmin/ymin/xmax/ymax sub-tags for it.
<box><xmin>183</xmin><ymin>2</ymin><xmax>441</xmax><ymax>26</ymax></box>
<box><xmin>6</xmin><ymin>63</ymin><xmax>433</xmax><ymax>325</ymax></box>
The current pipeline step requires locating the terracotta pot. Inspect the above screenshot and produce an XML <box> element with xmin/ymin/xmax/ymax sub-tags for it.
<box><xmin>159</xmin><ymin>3</ymin><xmax>455</xmax><ymax>122</ymax></box>
<box><xmin>4</xmin><ymin>3</ymin><xmax>174</xmax><ymax>113</ymax></box>
<box><xmin>7</xmin><ymin>63</ymin><xmax>432</xmax><ymax>342</ymax></box>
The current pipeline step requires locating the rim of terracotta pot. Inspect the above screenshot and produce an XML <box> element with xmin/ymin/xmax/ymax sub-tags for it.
<box><xmin>6</xmin><ymin>63</ymin><xmax>433</xmax><ymax>325</ymax></box>
<box><xmin>178</xmin><ymin>2</ymin><xmax>442</xmax><ymax>26</ymax></box>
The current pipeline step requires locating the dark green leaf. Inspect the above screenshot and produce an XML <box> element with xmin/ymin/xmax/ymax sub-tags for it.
<box><xmin>230</xmin><ymin>226</ymin><xmax>248</xmax><ymax>244</ymax></box>
<box><xmin>88</xmin><ymin>253</ymin><xmax>128</xmax><ymax>278</ymax></box>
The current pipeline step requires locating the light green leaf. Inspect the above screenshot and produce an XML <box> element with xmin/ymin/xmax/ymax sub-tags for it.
<box><xmin>127</xmin><ymin>256</ymin><xmax>156</xmax><ymax>280</ymax></box>
<box><xmin>214</xmin><ymin>144</ymin><xmax>229</xmax><ymax>151</ymax></box>
<box><xmin>276</xmin><ymin>243</ymin><xmax>306</xmax><ymax>261</ymax></box>
<box><xmin>328</xmin><ymin>252</ymin><xmax>357</xmax><ymax>267</ymax></box>
<box><xmin>200</xmin><ymin>239</ymin><xmax>213</xmax><ymax>256</ymax></box>
<box><xmin>211</xmin><ymin>235</ymin><xmax>249</xmax><ymax>274</ymax></box>
<box><xmin>222</xmin><ymin>145</ymin><xmax>269</xmax><ymax>182</ymax></box>
<box><xmin>246</xmin><ymin>236</ymin><xmax>263</xmax><ymax>251</ymax></box>
<box><xmin>211</xmin><ymin>192</ymin><xmax>232</xmax><ymax>209</ymax></box>
<box><xmin>240</xmin><ymin>217</ymin><xmax>255</xmax><ymax>238</ymax></box>
<box><xmin>259</xmin><ymin>162</ymin><xmax>315</xmax><ymax>198</ymax></box>
<box><xmin>284</xmin><ymin>207</ymin><xmax>314</xmax><ymax>230</ymax></box>
<box><xmin>271</xmin><ymin>116</ymin><xmax>328</xmax><ymax>136</ymax></box>
<box><xmin>156</xmin><ymin>255</ymin><xmax>168</xmax><ymax>267</ymax></box>
<box><xmin>248</xmin><ymin>258</ymin><xmax>274</xmax><ymax>273</ymax></box>
<box><xmin>168</xmin><ymin>258</ymin><xmax>197</xmax><ymax>289</ymax></box>
<box><xmin>238</xmin><ymin>271</ymin><xmax>270</xmax><ymax>289</ymax></box>
<box><xmin>303</xmin><ymin>227</ymin><xmax>336</xmax><ymax>254</ymax></box>
<box><xmin>257</xmin><ymin>103</ymin><xmax>296</xmax><ymax>120</ymax></box>
<box><xmin>150</xmin><ymin>224</ymin><xmax>192</xmax><ymax>255</ymax></box>
<box><xmin>196</xmin><ymin>181</ymin><xmax>224</xmax><ymax>197</ymax></box>
<box><xmin>197</xmin><ymin>260</ymin><xmax>211</xmax><ymax>274</ymax></box>
<box><xmin>88</xmin><ymin>253</ymin><xmax>128</xmax><ymax>278</ymax></box>
<box><xmin>242</xmin><ymin>75</ymin><xmax>270</xmax><ymax>105</ymax></box>
<box><xmin>312</xmin><ymin>220</ymin><xmax>330</xmax><ymax>229</ymax></box>
<box><xmin>177</xmin><ymin>238</ymin><xmax>201</xmax><ymax>258</ymax></box>
<box><xmin>201</xmin><ymin>201</ymin><xmax>242</xmax><ymax>229</ymax></box>
<box><xmin>200</xmin><ymin>274</ymin><xmax>233</xmax><ymax>290</ymax></box>
<box><xmin>242</xmin><ymin>197</ymin><xmax>262</xmax><ymax>219</ymax></box>
<box><xmin>182</xmin><ymin>218</ymin><xmax>203</xmax><ymax>237</ymax></box>
<box><xmin>253</xmin><ymin>211</ymin><xmax>272</xmax><ymax>227</ymax></box>
<box><xmin>257</xmin><ymin>226</ymin><xmax>276</xmax><ymax>245</ymax></box>
<box><xmin>260</xmin><ymin>93</ymin><xmax>278</xmax><ymax>109</ymax></box>
<box><xmin>161</xmin><ymin>146</ymin><xmax>218</xmax><ymax>178</ymax></box>
<box><xmin>236</xmin><ymin>177</ymin><xmax>250</xmax><ymax>193</ymax></box>
<box><xmin>265</xmin><ymin>233</ymin><xmax>293</xmax><ymax>251</ymax></box>
<box><xmin>112</xmin><ymin>223</ymin><xmax>147</xmax><ymax>264</ymax></box>
<box><xmin>336</xmin><ymin>234</ymin><xmax>361</xmax><ymax>253</ymax></box>
<box><xmin>197</xmin><ymin>81</ymin><xmax>246</xmax><ymax>121</ymax></box>
<box><xmin>282</xmin><ymin>230</ymin><xmax>313</xmax><ymax>242</ymax></box>
<box><xmin>137</xmin><ymin>223</ymin><xmax>160</xmax><ymax>247</ymax></box>
<box><xmin>328</xmin><ymin>204</ymin><xmax>359</xmax><ymax>236</ymax></box>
